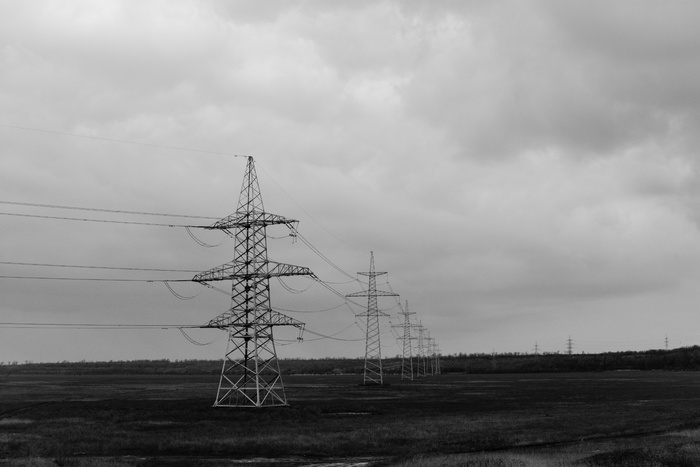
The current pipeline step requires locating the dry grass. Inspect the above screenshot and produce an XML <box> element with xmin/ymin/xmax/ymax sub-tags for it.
<box><xmin>3</xmin><ymin>372</ymin><xmax>700</xmax><ymax>465</ymax></box>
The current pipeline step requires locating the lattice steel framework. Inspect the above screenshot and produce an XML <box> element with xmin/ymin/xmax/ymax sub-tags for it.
<box><xmin>427</xmin><ymin>336</ymin><xmax>436</xmax><ymax>376</ymax></box>
<box><xmin>346</xmin><ymin>252</ymin><xmax>398</xmax><ymax>385</ymax></box>
<box><xmin>397</xmin><ymin>300</ymin><xmax>415</xmax><ymax>380</ymax></box>
<box><xmin>415</xmin><ymin>323</ymin><xmax>427</xmax><ymax>377</ymax></box>
<box><xmin>193</xmin><ymin>156</ymin><xmax>313</xmax><ymax>408</ymax></box>
<box><xmin>434</xmin><ymin>344</ymin><xmax>441</xmax><ymax>375</ymax></box>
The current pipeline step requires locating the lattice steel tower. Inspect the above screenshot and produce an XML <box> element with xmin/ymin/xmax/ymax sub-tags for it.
<box><xmin>415</xmin><ymin>322</ymin><xmax>427</xmax><ymax>377</ymax></box>
<box><xmin>193</xmin><ymin>156</ymin><xmax>313</xmax><ymax>408</ymax></box>
<box><xmin>397</xmin><ymin>300</ymin><xmax>415</xmax><ymax>380</ymax></box>
<box><xmin>346</xmin><ymin>252</ymin><xmax>399</xmax><ymax>385</ymax></box>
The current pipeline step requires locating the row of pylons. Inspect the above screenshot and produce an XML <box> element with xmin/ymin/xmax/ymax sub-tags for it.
<box><xmin>192</xmin><ymin>157</ymin><xmax>438</xmax><ymax>407</ymax></box>
<box><xmin>346</xmin><ymin>253</ymin><xmax>441</xmax><ymax>384</ymax></box>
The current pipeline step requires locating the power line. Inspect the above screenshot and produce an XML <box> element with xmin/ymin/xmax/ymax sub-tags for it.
<box><xmin>0</xmin><ymin>276</ymin><xmax>185</xmax><ymax>282</ymax></box>
<box><xmin>0</xmin><ymin>211</ymin><xmax>195</xmax><ymax>227</ymax></box>
<box><xmin>273</xmin><ymin>303</ymin><xmax>348</xmax><ymax>314</ymax></box>
<box><xmin>255</xmin><ymin>160</ymin><xmax>365</xmax><ymax>253</ymax></box>
<box><xmin>0</xmin><ymin>123</ymin><xmax>240</xmax><ymax>158</ymax></box>
<box><xmin>303</xmin><ymin>325</ymin><xmax>365</xmax><ymax>342</ymax></box>
<box><xmin>0</xmin><ymin>200</ymin><xmax>218</xmax><ymax>220</ymax></box>
<box><xmin>296</xmin><ymin>232</ymin><xmax>360</xmax><ymax>282</ymax></box>
<box><xmin>0</xmin><ymin>261</ymin><xmax>200</xmax><ymax>273</ymax></box>
<box><xmin>0</xmin><ymin>322</ymin><xmax>203</xmax><ymax>329</ymax></box>
<box><xmin>312</xmin><ymin>276</ymin><xmax>364</xmax><ymax>309</ymax></box>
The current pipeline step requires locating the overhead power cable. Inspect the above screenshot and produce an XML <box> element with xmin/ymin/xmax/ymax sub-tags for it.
<box><xmin>0</xmin><ymin>211</ymin><xmax>195</xmax><ymax>227</ymax></box>
<box><xmin>254</xmin><ymin>160</ymin><xmax>365</xmax><ymax>253</ymax></box>
<box><xmin>276</xmin><ymin>276</ymin><xmax>313</xmax><ymax>294</ymax></box>
<box><xmin>185</xmin><ymin>226</ymin><xmax>226</xmax><ymax>247</ymax></box>
<box><xmin>0</xmin><ymin>261</ymin><xmax>200</xmax><ymax>273</ymax></box>
<box><xmin>0</xmin><ymin>276</ymin><xmax>198</xmax><ymax>283</ymax></box>
<box><xmin>0</xmin><ymin>123</ymin><xmax>241</xmax><ymax>158</ymax></box>
<box><xmin>273</xmin><ymin>303</ymin><xmax>348</xmax><ymax>314</ymax></box>
<box><xmin>302</xmin><ymin>323</ymin><xmax>365</xmax><ymax>342</ymax></box>
<box><xmin>0</xmin><ymin>275</ymin><xmax>174</xmax><ymax>282</ymax></box>
<box><xmin>163</xmin><ymin>281</ymin><xmax>201</xmax><ymax>300</ymax></box>
<box><xmin>0</xmin><ymin>322</ymin><xmax>204</xmax><ymax>329</ymax></box>
<box><xmin>312</xmin><ymin>276</ymin><xmax>364</xmax><ymax>309</ymax></box>
<box><xmin>0</xmin><ymin>200</ymin><xmax>218</xmax><ymax>220</ymax></box>
<box><xmin>295</xmin><ymin>232</ymin><xmax>359</xmax><ymax>282</ymax></box>
<box><xmin>179</xmin><ymin>328</ymin><xmax>224</xmax><ymax>346</ymax></box>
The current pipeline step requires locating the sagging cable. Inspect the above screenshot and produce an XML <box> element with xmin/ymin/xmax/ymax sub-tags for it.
<box><xmin>185</xmin><ymin>226</ymin><xmax>226</xmax><ymax>248</ymax></box>
<box><xmin>179</xmin><ymin>327</ymin><xmax>224</xmax><ymax>346</ymax></box>
<box><xmin>163</xmin><ymin>281</ymin><xmax>201</xmax><ymax>300</ymax></box>
<box><xmin>277</xmin><ymin>276</ymin><xmax>313</xmax><ymax>294</ymax></box>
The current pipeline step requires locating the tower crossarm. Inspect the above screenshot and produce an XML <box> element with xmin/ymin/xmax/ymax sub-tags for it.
<box><xmin>267</xmin><ymin>260</ymin><xmax>315</xmax><ymax>278</ymax></box>
<box><xmin>204</xmin><ymin>309</ymin><xmax>304</xmax><ymax>329</ymax></box>
<box><xmin>206</xmin><ymin>210</ymin><xmax>298</xmax><ymax>231</ymax></box>
<box><xmin>192</xmin><ymin>260</ymin><xmax>313</xmax><ymax>282</ymax></box>
<box><xmin>346</xmin><ymin>289</ymin><xmax>398</xmax><ymax>298</ymax></box>
<box><xmin>356</xmin><ymin>311</ymin><xmax>389</xmax><ymax>317</ymax></box>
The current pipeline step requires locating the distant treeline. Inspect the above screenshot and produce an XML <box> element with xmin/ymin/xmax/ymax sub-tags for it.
<box><xmin>441</xmin><ymin>346</ymin><xmax>700</xmax><ymax>374</ymax></box>
<box><xmin>3</xmin><ymin>346</ymin><xmax>700</xmax><ymax>375</ymax></box>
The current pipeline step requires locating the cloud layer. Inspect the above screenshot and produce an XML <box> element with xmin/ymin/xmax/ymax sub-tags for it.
<box><xmin>2</xmin><ymin>1</ymin><xmax>700</xmax><ymax>362</ymax></box>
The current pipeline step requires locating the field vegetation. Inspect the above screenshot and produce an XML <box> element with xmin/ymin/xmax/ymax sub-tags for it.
<box><xmin>3</xmin><ymin>353</ymin><xmax>700</xmax><ymax>465</ymax></box>
<box><xmin>4</xmin><ymin>345</ymin><xmax>700</xmax><ymax>376</ymax></box>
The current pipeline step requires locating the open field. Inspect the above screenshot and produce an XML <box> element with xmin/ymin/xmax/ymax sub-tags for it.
<box><xmin>2</xmin><ymin>371</ymin><xmax>700</xmax><ymax>465</ymax></box>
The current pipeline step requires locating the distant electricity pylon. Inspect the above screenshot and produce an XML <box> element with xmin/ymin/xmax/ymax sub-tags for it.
<box><xmin>346</xmin><ymin>251</ymin><xmax>399</xmax><ymax>385</ymax></box>
<box><xmin>434</xmin><ymin>344</ymin><xmax>441</xmax><ymax>374</ymax></box>
<box><xmin>394</xmin><ymin>300</ymin><xmax>415</xmax><ymax>380</ymax></box>
<box><xmin>427</xmin><ymin>336</ymin><xmax>436</xmax><ymax>376</ymax></box>
<box><xmin>193</xmin><ymin>156</ymin><xmax>313</xmax><ymax>408</ymax></box>
<box><xmin>415</xmin><ymin>322</ymin><xmax>427</xmax><ymax>377</ymax></box>
<box><xmin>566</xmin><ymin>335</ymin><xmax>573</xmax><ymax>356</ymax></box>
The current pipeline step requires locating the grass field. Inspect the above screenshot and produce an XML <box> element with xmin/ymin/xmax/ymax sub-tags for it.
<box><xmin>2</xmin><ymin>371</ymin><xmax>700</xmax><ymax>465</ymax></box>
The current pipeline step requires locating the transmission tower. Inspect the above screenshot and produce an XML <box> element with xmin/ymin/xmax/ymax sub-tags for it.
<box><xmin>566</xmin><ymin>335</ymin><xmax>573</xmax><ymax>356</ymax></box>
<box><xmin>346</xmin><ymin>251</ymin><xmax>399</xmax><ymax>385</ymax></box>
<box><xmin>393</xmin><ymin>300</ymin><xmax>415</xmax><ymax>380</ymax></box>
<box><xmin>434</xmin><ymin>344</ymin><xmax>441</xmax><ymax>375</ymax></box>
<box><xmin>427</xmin><ymin>336</ymin><xmax>436</xmax><ymax>376</ymax></box>
<box><xmin>415</xmin><ymin>323</ymin><xmax>427</xmax><ymax>377</ymax></box>
<box><xmin>193</xmin><ymin>156</ymin><xmax>313</xmax><ymax>408</ymax></box>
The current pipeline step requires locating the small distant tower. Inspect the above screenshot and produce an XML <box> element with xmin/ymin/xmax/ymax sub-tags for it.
<box><xmin>193</xmin><ymin>156</ymin><xmax>313</xmax><ymax>408</ymax></box>
<box><xmin>434</xmin><ymin>344</ymin><xmax>441</xmax><ymax>375</ymax></box>
<box><xmin>566</xmin><ymin>335</ymin><xmax>573</xmax><ymax>356</ymax></box>
<box><xmin>415</xmin><ymin>323</ymin><xmax>427</xmax><ymax>377</ymax></box>
<box><xmin>427</xmin><ymin>336</ymin><xmax>437</xmax><ymax>376</ymax></box>
<box><xmin>396</xmin><ymin>300</ymin><xmax>415</xmax><ymax>380</ymax></box>
<box><xmin>346</xmin><ymin>252</ymin><xmax>399</xmax><ymax>385</ymax></box>
<box><xmin>665</xmin><ymin>335</ymin><xmax>669</xmax><ymax>350</ymax></box>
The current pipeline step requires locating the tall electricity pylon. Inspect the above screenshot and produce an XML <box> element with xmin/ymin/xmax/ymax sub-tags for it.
<box><xmin>193</xmin><ymin>156</ymin><xmax>313</xmax><ymax>408</ymax></box>
<box><xmin>396</xmin><ymin>300</ymin><xmax>415</xmax><ymax>380</ymax></box>
<box><xmin>346</xmin><ymin>251</ymin><xmax>399</xmax><ymax>385</ymax></box>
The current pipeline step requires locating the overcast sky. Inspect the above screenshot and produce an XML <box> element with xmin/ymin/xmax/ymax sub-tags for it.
<box><xmin>2</xmin><ymin>1</ymin><xmax>700</xmax><ymax>363</ymax></box>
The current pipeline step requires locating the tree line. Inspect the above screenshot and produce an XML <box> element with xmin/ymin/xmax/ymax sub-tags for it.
<box><xmin>2</xmin><ymin>346</ymin><xmax>700</xmax><ymax>375</ymax></box>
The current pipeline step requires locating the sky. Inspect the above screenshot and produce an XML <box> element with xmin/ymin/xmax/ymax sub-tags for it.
<box><xmin>2</xmin><ymin>0</ymin><xmax>700</xmax><ymax>363</ymax></box>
